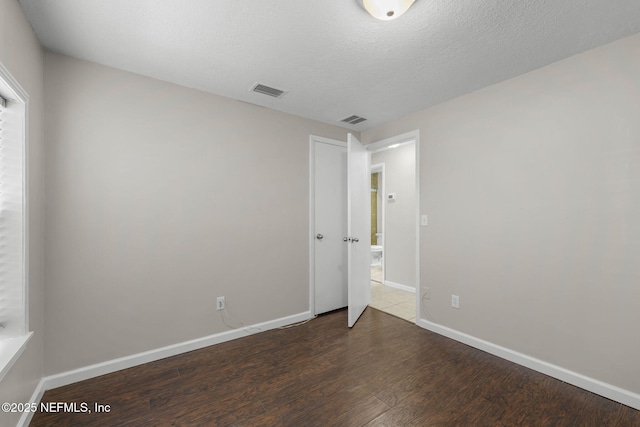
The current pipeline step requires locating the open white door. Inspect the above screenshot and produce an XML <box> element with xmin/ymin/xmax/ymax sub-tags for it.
<box><xmin>347</xmin><ymin>133</ymin><xmax>371</xmax><ymax>327</ymax></box>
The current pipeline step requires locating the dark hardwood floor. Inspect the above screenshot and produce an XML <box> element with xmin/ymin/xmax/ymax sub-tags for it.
<box><xmin>31</xmin><ymin>308</ymin><xmax>640</xmax><ymax>426</ymax></box>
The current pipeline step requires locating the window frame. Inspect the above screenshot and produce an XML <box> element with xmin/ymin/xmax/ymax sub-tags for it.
<box><xmin>0</xmin><ymin>63</ymin><xmax>31</xmax><ymax>382</ymax></box>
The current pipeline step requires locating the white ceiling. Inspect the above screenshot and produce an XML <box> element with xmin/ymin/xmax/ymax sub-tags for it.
<box><xmin>19</xmin><ymin>0</ymin><xmax>640</xmax><ymax>130</ymax></box>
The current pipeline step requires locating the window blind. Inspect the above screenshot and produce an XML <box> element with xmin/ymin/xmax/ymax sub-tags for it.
<box><xmin>0</xmin><ymin>92</ymin><xmax>26</xmax><ymax>339</ymax></box>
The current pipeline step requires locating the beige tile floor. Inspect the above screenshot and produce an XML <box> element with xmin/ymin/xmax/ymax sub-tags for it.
<box><xmin>370</xmin><ymin>266</ymin><xmax>416</xmax><ymax>323</ymax></box>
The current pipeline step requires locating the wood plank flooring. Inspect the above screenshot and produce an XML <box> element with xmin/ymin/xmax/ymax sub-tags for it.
<box><xmin>30</xmin><ymin>308</ymin><xmax>640</xmax><ymax>426</ymax></box>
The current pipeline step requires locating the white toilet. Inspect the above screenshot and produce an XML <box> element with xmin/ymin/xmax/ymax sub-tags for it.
<box><xmin>371</xmin><ymin>245</ymin><xmax>383</xmax><ymax>266</ymax></box>
<box><xmin>371</xmin><ymin>233</ymin><xmax>383</xmax><ymax>266</ymax></box>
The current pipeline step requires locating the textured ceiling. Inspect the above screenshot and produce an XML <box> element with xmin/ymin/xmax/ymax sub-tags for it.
<box><xmin>19</xmin><ymin>0</ymin><xmax>640</xmax><ymax>130</ymax></box>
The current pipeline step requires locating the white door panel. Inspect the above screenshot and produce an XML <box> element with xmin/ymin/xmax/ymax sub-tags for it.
<box><xmin>347</xmin><ymin>133</ymin><xmax>371</xmax><ymax>327</ymax></box>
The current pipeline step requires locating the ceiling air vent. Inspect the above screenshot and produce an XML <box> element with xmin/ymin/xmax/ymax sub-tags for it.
<box><xmin>341</xmin><ymin>115</ymin><xmax>367</xmax><ymax>125</ymax></box>
<box><xmin>251</xmin><ymin>83</ymin><xmax>287</xmax><ymax>99</ymax></box>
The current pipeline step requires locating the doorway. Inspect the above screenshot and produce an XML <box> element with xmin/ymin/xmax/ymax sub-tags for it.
<box><xmin>370</xmin><ymin>163</ymin><xmax>384</xmax><ymax>285</ymax></box>
<box><xmin>366</xmin><ymin>134</ymin><xmax>418</xmax><ymax>323</ymax></box>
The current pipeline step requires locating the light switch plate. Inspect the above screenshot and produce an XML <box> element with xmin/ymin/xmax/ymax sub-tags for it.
<box><xmin>451</xmin><ymin>295</ymin><xmax>459</xmax><ymax>309</ymax></box>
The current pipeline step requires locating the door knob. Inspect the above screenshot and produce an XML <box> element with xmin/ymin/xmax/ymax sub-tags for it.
<box><xmin>316</xmin><ymin>234</ymin><xmax>324</xmax><ymax>240</ymax></box>
<box><xmin>343</xmin><ymin>237</ymin><xmax>350</xmax><ymax>242</ymax></box>
<box><xmin>352</xmin><ymin>237</ymin><xmax>359</xmax><ymax>243</ymax></box>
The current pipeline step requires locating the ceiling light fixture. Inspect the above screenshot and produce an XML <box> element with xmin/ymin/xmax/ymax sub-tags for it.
<box><xmin>358</xmin><ymin>0</ymin><xmax>416</xmax><ymax>20</ymax></box>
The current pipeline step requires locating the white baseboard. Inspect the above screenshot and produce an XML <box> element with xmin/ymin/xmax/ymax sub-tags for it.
<box><xmin>417</xmin><ymin>318</ymin><xmax>640</xmax><ymax>411</ymax></box>
<box><xmin>384</xmin><ymin>280</ymin><xmax>416</xmax><ymax>293</ymax></box>
<box><xmin>41</xmin><ymin>311</ymin><xmax>311</xmax><ymax>392</ymax></box>
<box><xmin>17</xmin><ymin>378</ymin><xmax>46</xmax><ymax>427</ymax></box>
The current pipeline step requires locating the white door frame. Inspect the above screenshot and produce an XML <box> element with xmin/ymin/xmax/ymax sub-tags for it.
<box><xmin>366</xmin><ymin>130</ymin><xmax>420</xmax><ymax>323</ymax></box>
<box><xmin>309</xmin><ymin>135</ymin><xmax>347</xmax><ymax>317</ymax></box>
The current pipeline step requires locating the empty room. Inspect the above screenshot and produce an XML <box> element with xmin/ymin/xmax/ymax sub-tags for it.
<box><xmin>1</xmin><ymin>0</ymin><xmax>639</xmax><ymax>425</ymax></box>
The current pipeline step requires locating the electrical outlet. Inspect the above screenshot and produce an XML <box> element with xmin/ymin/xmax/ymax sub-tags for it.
<box><xmin>216</xmin><ymin>296</ymin><xmax>225</xmax><ymax>311</ymax></box>
<box><xmin>424</xmin><ymin>287</ymin><xmax>431</xmax><ymax>300</ymax></box>
<box><xmin>451</xmin><ymin>295</ymin><xmax>460</xmax><ymax>309</ymax></box>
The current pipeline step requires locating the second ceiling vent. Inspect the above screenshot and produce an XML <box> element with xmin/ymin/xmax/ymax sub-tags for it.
<box><xmin>341</xmin><ymin>115</ymin><xmax>367</xmax><ymax>125</ymax></box>
<box><xmin>251</xmin><ymin>83</ymin><xmax>287</xmax><ymax>99</ymax></box>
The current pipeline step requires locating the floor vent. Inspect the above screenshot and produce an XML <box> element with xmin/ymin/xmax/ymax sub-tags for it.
<box><xmin>341</xmin><ymin>115</ymin><xmax>367</xmax><ymax>125</ymax></box>
<box><xmin>251</xmin><ymin>83</ymin><xmax>287</xmax><ymax>99</ymax></box>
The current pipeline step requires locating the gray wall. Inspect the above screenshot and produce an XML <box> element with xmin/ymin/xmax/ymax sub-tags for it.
<box><xmin>362</xmin><ymin>32</ymin><xmax>640</xmax><ymax>394</ymax></box>
<box><xmin>44</xmin><ymin>52</ymin><xmax>351</xmax><ymax>375</ymax></box>
<box><xmin>371</xmin><ymin>143</ymin><xmax>416</xmax><ymax>289</ymax></box>
<box><xmin>0</xmin><ymin>0</ymin><xmax>45</xmax><ymax>425</ymax></box>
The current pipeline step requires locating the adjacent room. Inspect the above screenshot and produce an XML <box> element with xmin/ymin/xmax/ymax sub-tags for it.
<box><xmin>1</xmin><ymin>0</ymin><xmax>639</xmax><ymax>425</ymax></box>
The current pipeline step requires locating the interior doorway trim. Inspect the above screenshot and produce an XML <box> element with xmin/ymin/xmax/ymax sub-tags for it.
<box><xmin>366</xmin><ymin>130</ymin><xmax>420</xmax><ymax>323</ymax></box>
